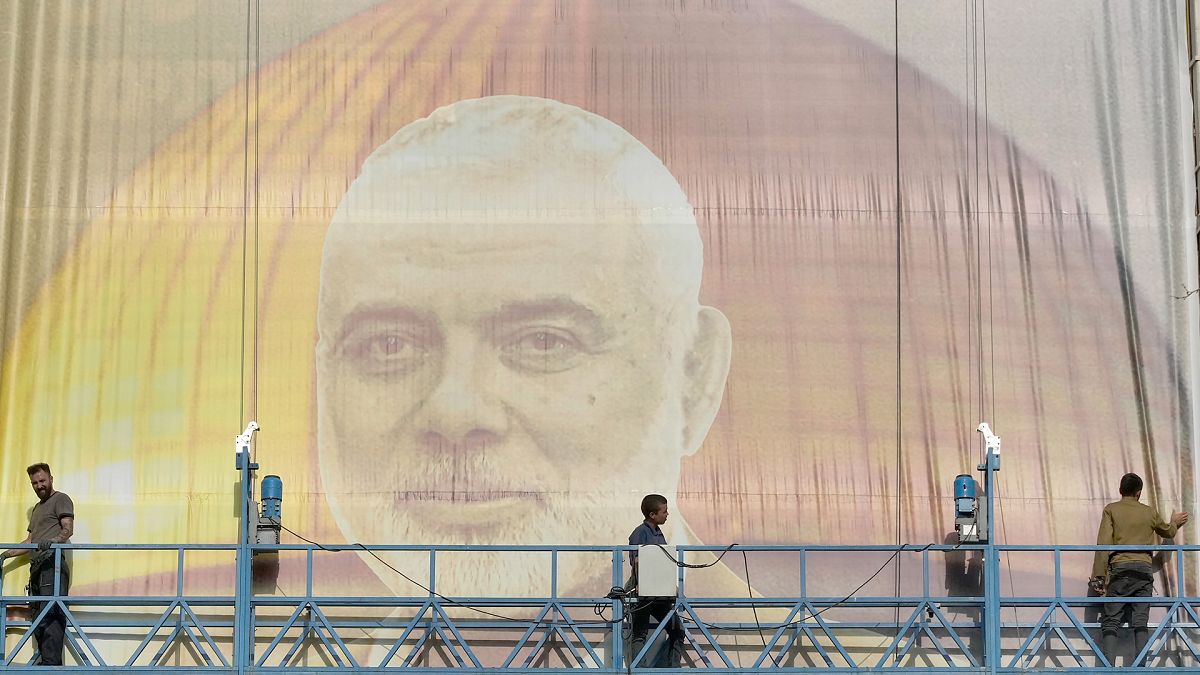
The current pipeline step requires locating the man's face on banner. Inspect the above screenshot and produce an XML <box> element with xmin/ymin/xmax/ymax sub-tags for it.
<box><xmin>319</xmin><ymin>217</ymin><xmax>692</xmax><ymax>539</ymax></box>
<box><xmin>315</xmin><ymin>97</ymin><xmax>731</xmax><ymax>595</ymax></box>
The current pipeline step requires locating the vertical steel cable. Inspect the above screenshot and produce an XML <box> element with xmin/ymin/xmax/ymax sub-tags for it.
<box><xmin>239</xmin><ymin>0</ymin><xmax>261</xmax><ymax>443</ymax></box>
<box><xmin>253</xmin><ymin>0</ymin><xmax>261</xmax><ymax>435</ymax></box>
<box><xmin>893</xmin><ymin>1</ymin><xmax>904</xmax><ymax>658</ymax></box>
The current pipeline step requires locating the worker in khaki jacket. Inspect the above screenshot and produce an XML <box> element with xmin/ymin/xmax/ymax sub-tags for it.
<box><xmin>1090</xmin><ymin>473</ymin><xmax>1188</xmax><ymax>666</ymax></box>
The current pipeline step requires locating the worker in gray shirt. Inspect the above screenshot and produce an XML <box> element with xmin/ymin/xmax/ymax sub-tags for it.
<box><xmin>627</xmin><ymin>494</ymin><xmax>684</xmax><ymax>668</ymax></box>
<box><xmin>2</xmin><ymin>463</ymin><xmax>75</xmax><ymax>666</ymax></box>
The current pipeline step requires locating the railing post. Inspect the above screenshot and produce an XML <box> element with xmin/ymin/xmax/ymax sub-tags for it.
<box><xmin>234</xmin><ymin>447</ymin><xmax>258</xmax><ymax>675</ymax></box>
<box><xmin>983</xmin><ymin>541</ymin><xmax>1000</xmax><ymax>674</ymax></box>
<box><xmin>612</xmin><ymin>547</ymin><xmax>624</xmax><ymax>671</ymax></box>
<box><xmin>234</xmin><ymin>540</ymin><xmax>251</xmax><ymax>675</ymax></box>
<box><xmin>0</xmin><ymin>555</ymin><xmax>6</xmax><ymax>664</ymax></box>
<box><xmin>979</xmin><ymin>432</ymin><xmax>1001</xmax><ymax>674</ymax></box>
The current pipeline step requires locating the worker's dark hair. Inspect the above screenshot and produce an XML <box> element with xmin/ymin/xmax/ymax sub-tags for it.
<box><xmin>1119</xmin><ymin>473</ymin><xmax>1143</xmax><ymax>497</ymax></box>
<box><xmin>640</xmin><ymin>494</ymin><xmax>668</xmax><ymax>518</ymax></box>
<box><xmin>26</xmin><ymin>463</ymin><xmax>51</xmax><ymax>477</ymax></box>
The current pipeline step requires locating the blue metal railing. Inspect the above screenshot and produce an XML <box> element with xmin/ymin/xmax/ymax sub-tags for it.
<box><xmin>1</xmin><ymin>542</ymin><xmax>1197</xmax><ymax>672</ymax></box>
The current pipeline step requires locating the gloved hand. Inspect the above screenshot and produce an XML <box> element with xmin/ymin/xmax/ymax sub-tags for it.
<box><xmin>30</xmin><ymin>543</ymin><xmax>54</xmax><ymax>571</ymax></box>
<box><xmin>1088</xmin><ymin>576</ymin><xmax>1106</xmax><ymax>594</ymax></box>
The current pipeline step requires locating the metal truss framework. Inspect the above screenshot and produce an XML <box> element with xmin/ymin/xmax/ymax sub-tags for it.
<box><xmin>1</xmin><ymin>543</ymin><xmax>1198</xmax><ymax>673</ymax></box>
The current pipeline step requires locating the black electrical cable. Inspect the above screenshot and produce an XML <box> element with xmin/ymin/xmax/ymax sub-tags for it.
<box><xmin>267</xmin><ymin>519</ymin><xmax>949</xmax><ymax>656</ymax></box>
<box><xmin>268</xmin><ymin>518</ymin><xmax>654</xmax><ymax>628</ymax></box>
<box><xmin>741</xmin><ymin>549</ymin><xmax>782</xmax><ymax>667</ymax></box>
<box><xmin>686</xmin><ymin>543</ymin><xmax>937</xmax><ymax>632</ymax></box>
<box><xmin>647</xmin><ymin>542</ymin><xmax>737</xmax><ymax>569</ymax></box>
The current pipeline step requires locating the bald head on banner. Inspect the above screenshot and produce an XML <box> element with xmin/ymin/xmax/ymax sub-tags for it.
<box><xmin>315</xmin><ymin>95</ymin><xmax>731</xmax><ymax>595</ymax></box>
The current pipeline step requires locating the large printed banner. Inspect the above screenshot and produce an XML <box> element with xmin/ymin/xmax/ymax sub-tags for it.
<box><xmin>1</xmin><ymin>1</ymin><xmax>1196</xmax><ymax>602</ymax></box>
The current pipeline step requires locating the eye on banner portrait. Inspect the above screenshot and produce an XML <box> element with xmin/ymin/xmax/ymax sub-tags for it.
<box><xmin>0</xmin><ymin>0</ymin><xmax>1195</xmax><ymax>607</ymax></box>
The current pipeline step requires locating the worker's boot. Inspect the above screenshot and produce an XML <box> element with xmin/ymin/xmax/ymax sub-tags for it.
<box><xmin>1101</xmin><ymin>630</ymin><xmax>1119</xmax><ymax>667</ymax></box>
<box><xmin>664</xmin><ymin>639</ymin><xmax>684</xmax><ymax>668</ymax></box>
<box><xmin>628</xmin><ymin>638</ymin><xmax>645</xmax><ymax>668</ymax></box>
<box><xmin>1132</xmin><ymin>627</ymin><xmax>1149</xmax><ymax>665</ymax></box>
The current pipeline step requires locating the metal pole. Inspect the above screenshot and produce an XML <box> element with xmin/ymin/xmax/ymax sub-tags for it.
<box><xmin>234</xmin><ymin>436</ymin><xmax>258</xmax><ymax>675</ymax></box>
<box><xmin>612</xmin><ymin>548</ymin><xmax>624</xmax><ymax>670</ymax></box>
<box><xmin>980</xmin><ymin>445</ymin><xmax>1000</xmax><ymax>674</ymax></box>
